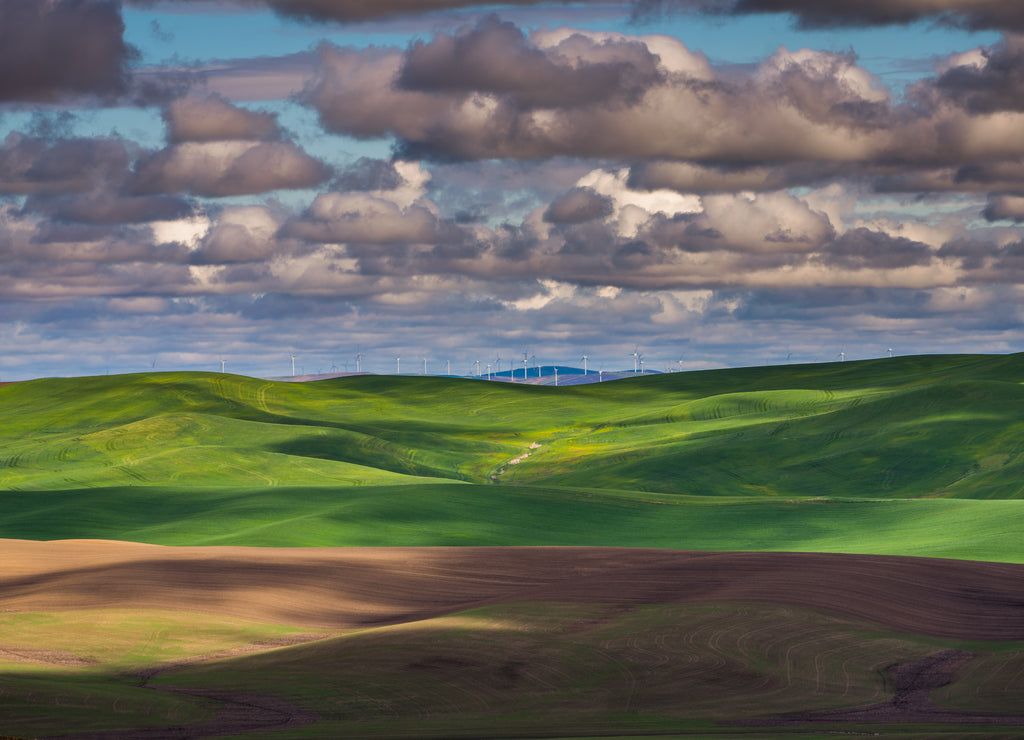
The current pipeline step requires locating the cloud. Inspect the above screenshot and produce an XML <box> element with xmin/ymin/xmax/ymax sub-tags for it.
<box><xmin>334</xmin><ymin>158</ymin><xmax>405</xmax><ymax>192</ymax></box>
<box><xmin>0</xmin><ymin>0</ymin><xmax>136</xmax><ymax>102</ymax></box>
<box><xmin>284</xmin><ymin>192</ymin><xmax>451</xmax><ymax>245</ymax></box>
<box><xmin>303</xmin><ymin>30</ymin><xmax>898</xmax><ymax>163</ymax></box>
<box><xmin>22</xmin><ymin>190</ymin><xmax>195</xmax><ymax>224</ymax></box>
<box><xmin>397</xmin><ymin>16</ymin><xmax>664</xmax><ymax>109</ymax></box>
<box><xmin>192</xmin><ymin>206</ymin><xmax>283</xmax><ymax>263</ymax></box>
<box><xmin>818</xmin><ymin>227</ymin><xmax>934</xmax><ymax>270</ymax></box>
<box><xmin>164</xmin><ymin>95</ymin><xmax>281</xmax><ymax>143</ymax></box>
<box><xmin>984</xmin><ymin>194</ymin><xmax>1024</xmax><ymax>222</ymax></box>
<box><xmin>0</xmin><ymin>134</ymin><xmax>133</xmax><ymax>196</ymax></box>
<box><xmin>127</xmin><ymin>0</ymin><xmax>591</xmax><ymax>24</ymax></box>
<box><xmin>131</xmin><ymin>140</ymin><xmax>331</xmax><ymax>197</ymax></box>
<box><xmin>640</xmin><ymin>0</ymin><xmax>1024</xmax><ymax>32</ymax></box>
<box><xmin>543</xmin><ymin>187</ymin><xmax>614</xmax><ymax>223</ymax></box>
<box><xmin>296</xmin><ymin>19</ymin><xmax>1024</xmax><ymax>211</ymax></box>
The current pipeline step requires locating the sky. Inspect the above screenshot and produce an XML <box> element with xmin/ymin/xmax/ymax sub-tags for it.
<box><xmin>2</xmin><ymin>1</ymin><xmax>1024</xmax><ymax>379</ymax></box>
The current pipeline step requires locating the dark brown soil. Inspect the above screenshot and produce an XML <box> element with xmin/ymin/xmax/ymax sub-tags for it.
<box><xmin>2</xmin><ymin>542</ymin><xmax>1023</xmax><ymax>639</ymax></box>
<box><xmin>4</xmin><ymin>541</ymin><xmax>1024</xmax><ymax>738</ymax></box>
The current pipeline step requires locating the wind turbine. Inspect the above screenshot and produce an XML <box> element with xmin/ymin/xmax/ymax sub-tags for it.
<box><xmin>838</xmin><ymin>351</ymin><xmax>846</xmax><ymax>362</ymax></box>
<box><xmin>888</xmin><ymin>347</ymin><xmax>894</xmax><ymax>358</ymax></box>
<box><xmin>355</xmin><ymin>352</ymin><xmax>363</xmax><ymax>373</ymax></box>
<box><xmin>581</xmin><ymin>354</ymin><xmax>589</xmax><ymax>375</ymax></box>
<box><xmin>395</xmin><ymin>356</ymin><xmax>400</xmax><ymax>375</ymax></box>
<box><xmin>640</xmin><ymin>358</ymin><xmax>645</xmax><ymax>375</ymax></box>
<box><xmin>677</xmin><ymin>359</ymin><xmax>684</xmax><ymax>372</ymax></box>
<box><xmin>423</xmin><ymin>357</ymin><xmax>427</xmax><ymax>375</ymax></box>
<box><xmin>522</xmin><ymin>351</ymin><xmax>529</xmax><ymax>381</ymax></box>
<box><xmin>290</xmin><ymin>354</ymin><xmax>296</xmax><ymax>376</ymax></box>
<box><xmin>486</xmin><ymin>362</ymin><xmax>492</xmax><ymax>380</ymax></box>
<box><xmin>220</xmin><ymin>359</ymin><xmax>226</xmax><ymax>373</ymax></box>
<box><xmin>475</xmin><ymin>359</ymin><xmax>481</xmax><ymax>377</ymax></box>
<box><xmin>632</xmin><ymin>346</ymin><xmax>641</xmax><ymax>374</ymax></box>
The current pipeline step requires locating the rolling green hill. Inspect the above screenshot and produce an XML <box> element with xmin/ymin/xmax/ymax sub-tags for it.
<box><xmin>2</xmin><ymin>353</ymin><xmax>1023</xmax><ymax>560</ymax></box>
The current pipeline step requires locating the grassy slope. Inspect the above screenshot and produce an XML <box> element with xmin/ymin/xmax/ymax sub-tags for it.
<box><xmin>4</xmin><ymin>600</ymin><xmax>1020</xmax><ymax>739</ymax></box>
<box><xmin>1</xmin><ymin>354</ymin><xmax>1024</xmax><ymax>559</ymax></box>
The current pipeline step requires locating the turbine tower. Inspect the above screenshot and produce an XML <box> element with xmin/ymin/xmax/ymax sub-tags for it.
<box><xmin>220</xmin><ymin>359</ymin><xmax>226</xmax><ymax>373</ymax></box>
<box><xmin>355</xmin><ymin>352</ymin><xmax>363</xmax><ymax>373</ymax></box>
<box><xmin>581</xmin><ymin>354</ymin><xmax>589</xmax><ymax>375</ymax></box>
<box><xmin>632</xmin><ymin>346</ymin><xmax>640</xmax><ymax>374</ymax></box>
<box><xmin>888</xmin><ymin>347</ymin><xmax>894</xmax><ymax>358</ymax></box>
<box><xmin>395</xmin><ymin>356</ymin><xmax>400</xmax><ymax>375</ymax></box>
<box><xmin>291</xmin><ymin>354</ymin><xmax>296</xmax><ymax>376</ymax></box>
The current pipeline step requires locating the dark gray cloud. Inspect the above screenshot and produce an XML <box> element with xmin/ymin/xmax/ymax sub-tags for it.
<box><xmin>128</xmin><ymin>0</ymin><xmax>589</xmax><ymax>23</ymax></box>
<box><xmin>22</xmin><ymin>190</ymin><xmax>195</xmax><ymax>224</ymax></box>
<box><xmin>0</xmin><ymin>0</ymin><xmax>136</xmax><ymax>102</ymax></box>
<box><xmin>284</xmin><ymin>192</ymin><xmax>455</xmax><ymax>244</ymax></box>
<box><xmin>164</xmin><ymin>95</ymin><xmax>281</xmax><ymax>143</ymax></box>
<box><xmin>927</xmin><ymin>37</ymin><xmax>1024</xmax><ymax>114</ymax></box>
<box><xmin>131</xmin><ymin>140</ymin><xmax>332</xmax><ymax>197</ymax></box>
<box><xmin>818</xmin><ymin>227</ymin><xmax>934</xmax><ymax>270</ymax></box>
<box><xmin>639</xmin><ymin>0</ymin><xmax>1024</xmax><ymax>31</ymax></box>
<box><xmin>192</xmin><ymin>206</ymin><xmax>284</xmax><ymax>264</ymax></box>
<box><xmin>334</xmin><ymin>158</ymin><xmax>405</xmax><ymax>191</ymax></box>
<box><xmin>303</xmin><ymin>32</ymin><xmax>901</xmax><ymax>164</ymax></box>
<box><xmin>398</xmin><ymin>16</ymin><xmax>663</xmax><ymax>109</ymax></box>
<box><xmin>983</xmin><ymin>194</ymin><xmax>1024</xmax><ymax>222</ymax></box>
<box><xmin>544</xmin><ymin>187</ymin><xmax>614</xmax><ymax>223</ymax></box>
<box><xmin>0</xmin><ymin>134</ymin><xmax>134</xmax><ymax>196</ymax></box>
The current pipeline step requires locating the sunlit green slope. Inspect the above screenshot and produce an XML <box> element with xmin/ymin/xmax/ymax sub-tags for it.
<box><xmin>1</xmin><ymin>353</ymin><xmax>1023</xmax><ymax>557</ymax></box>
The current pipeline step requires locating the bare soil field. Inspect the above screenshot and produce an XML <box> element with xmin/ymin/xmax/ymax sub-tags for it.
<box><xmin>5</xmin><ymin>541</ymin><xmax>1024</xmax><ymax>739</ymax></box>
<box><xmin>2</xmin><ymin>539</ymin><xmax>1023</xmax><ymax>639</ymax></box>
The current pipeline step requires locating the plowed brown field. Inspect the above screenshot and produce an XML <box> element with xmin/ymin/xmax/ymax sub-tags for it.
<box><xmin>3</xmin><ymin>539</ymin><xmax>1022</xmax><ymax>639</ymax></box>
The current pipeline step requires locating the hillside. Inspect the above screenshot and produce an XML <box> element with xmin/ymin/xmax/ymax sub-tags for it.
<box><xmin>1</xmin><ymin>354</ymin><xmax>1023</xmax><ymax>560</ymax></box>
<box><xmin>4</xmin><ymin>356</ymin><xmax>1024</xmax><ymax>739</ymax></box>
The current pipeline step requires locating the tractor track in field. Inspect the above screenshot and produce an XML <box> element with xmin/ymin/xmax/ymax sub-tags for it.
<box><xmin>48</xmin><ymin>635</ymin><xmax>329</xmax><ymax>740</ymax></box>
<box><xmin>747</xmin><ymin>648</ymin><xmax>1024</xmax><ymax>726</ymax></box>
<box><xmin>49</xmin><ymin>688</ymin><xmax>318</xmax><ymax>740</ymax></box>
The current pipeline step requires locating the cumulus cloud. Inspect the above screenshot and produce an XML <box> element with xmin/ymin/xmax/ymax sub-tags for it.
<box><xmin>303</xmin><ymin>29</ymin><xmax>900</xmax><ymax>163</ymax></box>
<box><xmin>285</xmin><ymin>192</ymin><xmax>450</xmax><ymax>245</ymax></box>
<box><xmin>192</xmin><ymin>206</ymin><xmax>284</xmax><ymax>263</ymax></box>
<box><xmin>984</xmin><ymin>194</ymin><xmax>1024</xmax><ymax>222</ymax></box>
<box><xmin>127</xmin><ymin>0</ymin><xmax>587</xmax><ymax>23</ymax></box>
<box><xmin>164</xmin><ymin>95</ymin><xmax>281</xmax><ymax>143</ymax></box>
<box><xmin>0</xmin><ymin>134</ymin><xmax>133</xmax><ymax>196</ymax></box>
<box><xmin>543</xmin><ymin>187</ymin><xmax>614</xmax><ymax>223</ymax></box>
<box><xmin>398</xmin><ymin>16</ymin><xmax>664</xmax><ymax>109</ymax></box>
<box><xmin>297</xmin><ymin>20</ymin><xmax>1024</xmax><ymax>209</ymax></box>
<box><xmin>640</xmin><ymin>0</ymin><xmax>1024</xmax><ymax>32</ymax></box>
<box><xmin>22</xmin><ymin>189</ymin><xmax>195</xmax><ymax>224</ymax></box>
<box><xmin>131</xmin><ymin>140</ymin><xmax>331</xmax><ymax>197</ymax></box>
<box><xmin>334</xmin><ymin>158</ymin><xmax>405</xmax><ymax>192</ymax></box>
<box><xmin>0</xmin><ymin>0</ymin><xmax>136</xmax><ymax>102</ymax></box>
